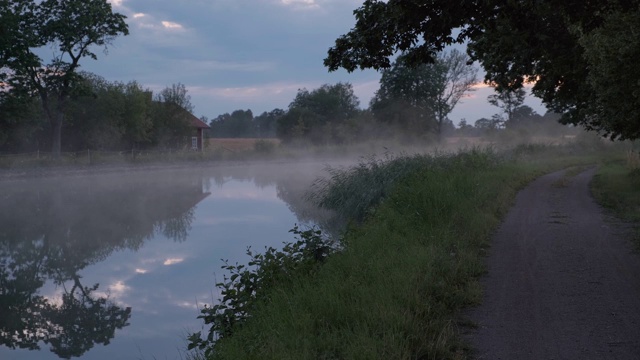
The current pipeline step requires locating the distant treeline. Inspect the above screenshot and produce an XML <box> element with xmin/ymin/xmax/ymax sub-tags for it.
<box><xmin>206</xmin><ymin>83</ymin><xmax>571</xmax><ymax>145</ymax></box>
<box><xmin>205</xmin><ymin>51</ymin><xmax>573</xmax><ymax>145</ymax></box>
<box><xmin>0</xmin><ymin>74</ymin><xmax>198</xmax><ymax>153</ymax></box>
<box><xmin>206</xmin><ymin>109</ymin><xmax>282</xmax><ymax>139</ymax></box>
<box><xmin>1</xmin><ymin>55</ymin><xmax>574</xmax><ymax>154</ymax></box>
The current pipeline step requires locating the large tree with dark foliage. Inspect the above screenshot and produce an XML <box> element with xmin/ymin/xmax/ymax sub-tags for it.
<box><xmin>371</xmin><ymin>49</ymin><xmax>476</xmax><ymax>137</ymax></box>
<box><xmin>209</xmin><ymin>109</ymin><xmax>255</xmax><ymax>138</ymax></box>
<box><xmin>277</xmin><ymin>83</ymin><xmax>360</xmax><ymax>144</ymax></box>
<box><xmin>151</xmin><ymin>83</ymin><xmax>195</xmax><ymax>148</ymax></box>
<box><xmin>66</xmin><ymin>73</ymin><xmax>154</xmax><ymax>150</ymax></box>
<box><xmin>325</xmin><ymin>0</ymin><xmax>640</xmax><ymax>140</ymax></box>
<box><xmin>254</xmin><ymin>109</ymin><xmax>284</xmax><ymax>138</ymax></box>
<box><xmin>488</xmin><ymin>87</ymin><xmax>526</xmax><ymax>126</ymax></box>
<box><xmin>0</xmin><ymin>0</ymin><xmax>129</xmax><ymax>157</ymax></box>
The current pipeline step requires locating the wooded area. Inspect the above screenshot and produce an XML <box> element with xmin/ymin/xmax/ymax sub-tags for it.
<box><xmin>325</xmin><ymin>0</ymin><xmax>640</xmax><ymax>141</ymax></box>
<box><xmin>3</xmin><ymin>0</ymin><xmax>636</xmax><ymax>156</ymax></box>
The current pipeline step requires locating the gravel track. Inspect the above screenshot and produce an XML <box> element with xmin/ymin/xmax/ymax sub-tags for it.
<box><xmin>466</xmin><ymin>168</ymin><xmax>640</xmax><ymax>360</ymax></box>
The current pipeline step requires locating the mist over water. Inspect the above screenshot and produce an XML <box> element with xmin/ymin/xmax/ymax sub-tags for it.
<box><xmin>0</xmin><ymin>161</ymin><xmax>343</xmax><ymax>360</ymax></box>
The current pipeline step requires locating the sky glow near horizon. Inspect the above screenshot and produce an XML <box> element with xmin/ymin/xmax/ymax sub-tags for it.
<box><xmin>85</xmin><ymin>0</ymin><xmax>547</xmax><ymax>125</ymax></box>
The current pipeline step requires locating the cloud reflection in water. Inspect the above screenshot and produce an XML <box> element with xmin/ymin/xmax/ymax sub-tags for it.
<box><xmin>0</xmin><ymin>163</ymin><xmax>332</xmax><ymax>359</ymax></box>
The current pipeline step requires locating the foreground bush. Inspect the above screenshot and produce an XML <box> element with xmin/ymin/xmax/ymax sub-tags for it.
<box><xmin>188</xmin><ymin>226</ymin><xmax>334</xmax><ymax>357</ymax></box>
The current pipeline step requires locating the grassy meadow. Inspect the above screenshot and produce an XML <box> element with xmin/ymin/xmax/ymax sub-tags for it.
<box><xmin>192</xmin><ymin>141</ymin><xmax>636</xmax><ymax>360</ymax></box>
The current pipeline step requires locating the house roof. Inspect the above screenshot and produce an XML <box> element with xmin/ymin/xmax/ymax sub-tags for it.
<box><xmin>190</xmin><ymin>116</ymin><xmax>210</xmax><ymax>129</ymax></box>
<box><xmin>162</xmin><ymin>102</ymin><xmax>211</xmax><ymax>129</ymax></box>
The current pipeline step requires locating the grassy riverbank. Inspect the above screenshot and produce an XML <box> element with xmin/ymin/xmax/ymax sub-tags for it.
<box><xmin>197</xmin><ymin>144</ymin><xmax>618</xmax><ymax>359</ymax></box>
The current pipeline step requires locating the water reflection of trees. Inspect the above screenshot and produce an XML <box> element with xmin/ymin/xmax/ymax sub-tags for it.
<box><xmin>0</xmin><ymin>171</ymin><xmax>210</xmax><ymax>358</ymax></box>
<box><xmin>203</xmin><ymin>162</ymin><xmax>342</xmax><ymax>236</ymax></box>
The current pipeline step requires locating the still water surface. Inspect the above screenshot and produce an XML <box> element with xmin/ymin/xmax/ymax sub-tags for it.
<box><xmin>0</xmin><ymin>161</ymin><xmax>337</xmax><ymax>359</ymax></box>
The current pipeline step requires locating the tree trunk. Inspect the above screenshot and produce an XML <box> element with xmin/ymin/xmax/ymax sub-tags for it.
<box><xmin>39</xmin><ymin>92</ymin><xmax>64</xmax><ymax>159</ymax></box>
<box><xmin>436</xmin><ymin>113</ymin><xmax>445</xmax><ymax>143</ymax></box>
<box><xmin>51</xmin><ymin>116</ymin><xmax>62</xmax><ymax>158</ymax></box>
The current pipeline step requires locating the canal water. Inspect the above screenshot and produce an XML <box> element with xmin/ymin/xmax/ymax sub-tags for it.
<box><xmin>0</xmin><ymin>161</ymin><xmax>339</xmax><ymax>359</ymax></box>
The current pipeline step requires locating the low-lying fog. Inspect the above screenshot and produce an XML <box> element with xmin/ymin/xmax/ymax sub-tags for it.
<box><xmin>0</xmin><ymin>132</ymin><xmax>588</xmax><ymax>359</ymax></box>
<box><xmin>0</xmin><ymin>159</ymin><xmax>355</xmax><ymax>360</ymax></box>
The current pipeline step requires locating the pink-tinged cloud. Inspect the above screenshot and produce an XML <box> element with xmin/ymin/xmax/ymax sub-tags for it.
<box><xmin>163</xmin><ymin>258</ymin><xmax>185</xmax><ymax>266</ymax></box>
<box><xmin>161</xmin><ymin>21</ymin><xmax>184</xmax><ymax>30</ymax></box>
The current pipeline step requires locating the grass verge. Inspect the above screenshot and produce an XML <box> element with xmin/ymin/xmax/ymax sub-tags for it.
<box><xmin>590</xmin><ymin>157</ymin><xmax>640</xmax><ymax>247</ymax></box>
<box><xmin>199</xmin><ymin>144</ymin><xmax>609</xmax><ymax>360</ymax></box>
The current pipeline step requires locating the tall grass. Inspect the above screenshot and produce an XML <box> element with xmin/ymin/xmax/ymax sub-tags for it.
<box><xmin>590</xmin><ymin>156</ymin><xmax>640</xmax><ymax>246</ymax></box>
<box><xmin>308</xmin><ymin>148</ymin><xmax>502</xmax><ymax>226</ymax></box>
<box><xmin>199</xmin><ymin>144</ymin><xmax>604</xmax><ymax>359</ymax></box>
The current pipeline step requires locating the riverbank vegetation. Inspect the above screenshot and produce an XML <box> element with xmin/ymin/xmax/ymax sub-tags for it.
<box><xmin>188</xmin><ymin>142</ymin><xmax>627</xmax><ymax>359</ymax></box>
<box><xmin>591</xmin><ymin>147</ymin><xmax>640</xmax><ymax>247</ymax></box>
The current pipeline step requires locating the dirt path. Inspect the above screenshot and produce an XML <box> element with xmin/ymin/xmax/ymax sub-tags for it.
<box><xmin>466</xmin><ymin>168</ymin><xmax>640</xmax><ymax>359</ymax></box>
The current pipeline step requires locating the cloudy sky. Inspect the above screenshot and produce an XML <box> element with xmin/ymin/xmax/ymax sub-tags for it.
<box><xmin>76</xmin><ymin>0</ymin><xmax>546</xmax><ymax>124</ymax></box>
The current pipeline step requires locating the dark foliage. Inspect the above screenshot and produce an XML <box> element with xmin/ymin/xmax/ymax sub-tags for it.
<box><xmin>325</xmin><ymin>0</ymin><xmax>640</xmax><ymax>140</ymax></box>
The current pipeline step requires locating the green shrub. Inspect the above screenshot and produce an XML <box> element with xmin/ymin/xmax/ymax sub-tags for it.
<box><xmin>187</xmin><ymin>226</ymin><xmax>333</xmax><ymax>357</ymax></box>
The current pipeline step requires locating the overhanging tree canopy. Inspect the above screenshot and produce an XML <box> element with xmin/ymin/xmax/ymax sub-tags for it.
<box><xmin>325</xmin><ymin>0</ymin><xmax>640</xmax><ymax>140</ymax></box>
<box><xmin>0</xmin><ymin>0</ymin><xmax>129</xmax><ymax>156</ymax></box>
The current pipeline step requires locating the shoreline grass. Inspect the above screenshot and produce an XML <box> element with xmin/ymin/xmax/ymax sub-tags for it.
<box><xmin>0</xmin><ymin>135</ymin><xmax>583</xmax><ymax>171</ymax></box>
<box><xmin>198</xmin><ymin>144</ymin><xmax>612</xmax><ymax>359</ymax></box>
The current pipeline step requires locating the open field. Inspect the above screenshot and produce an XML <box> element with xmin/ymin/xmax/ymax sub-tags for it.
<box><xmin>206</xmin><ymin>138</ymin><xmax>280</xmax><ymax>152</ymax></box>
<box><xmin>0</xmin><ymin>138</ymin><xmax>282</xmax><ymax>170</ymax></box>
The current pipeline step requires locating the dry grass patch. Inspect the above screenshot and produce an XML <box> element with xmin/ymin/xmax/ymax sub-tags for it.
<box><xmin>207</xmin><ymin>138</ymin><xmax>280</xmax><ymax>152</ymax></box>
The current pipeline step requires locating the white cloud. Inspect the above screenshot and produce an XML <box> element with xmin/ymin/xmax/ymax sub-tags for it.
<box><xmin>175</xmin><ymin>301</ymin><xmax>199</xmax><ymax>310</ymax></box>
<box><xmin>109</xmin><ymin>280</ymin><xmax>131</xmax><ymax>297</ymax></box>
<box><xmin>135</xmin><ymin>268</ymin><xmax>148</xmax><ymax>274</ymax></box>
<box><xmin>108</xmin><ymin>0</ymin><xmax>124</xmax><ymax>7</ymax></box>
<box><xmin>163</xmin><ymin>258</ymin><xmax>185</xmax><ymax>266</ymax></box>
<box><xmin>43</xmin><ymin>288</ymin><xmax>65</xmax><ymax>307</ymax></box>
<box><xmin>471</xmin><ymin>82</ymin><xmax>492</xmax><ymax>89</ymax></box>
<box><xmin>282</xmin><ymin>0</ymin><xmax>316</xmax><ymax>4</ymax></box>
<box><xmin>280</xmin><ymin>0</ymin><xmax>320</xmax><ymax>9</ymax></box>
<box><xmin>90</xmin><ymin>280</ymin><xmax>131</xmax><ymax>306</ymax></box>
<box><xmin>122</xmin><ymin>13</ymin><xmax>197</xmax><ymax>50</ymax></box>
<box><xmin>161</xmin><ymin>21</ymin><xmax>184</xmax><ymax>30</ymax></box>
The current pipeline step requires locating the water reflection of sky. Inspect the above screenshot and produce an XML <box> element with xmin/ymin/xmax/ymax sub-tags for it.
<box><xmin>0</xmin><ymin>172</ymin><xmax>314</xmax><ymax>360</ymax></box>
